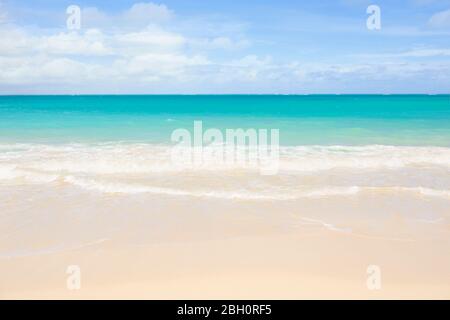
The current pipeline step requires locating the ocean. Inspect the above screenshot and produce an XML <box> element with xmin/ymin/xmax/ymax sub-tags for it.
<box><xmin>1</xmin><ymin>95</ymin><xmax>449</xmax><ymax>145</ymax></box>
<box><xmin>0</xmin><ymin>95</ymin><xmax>449</xmax><ymax>199</ymax></box>
<box><xmin>1</xmin><ymin>95</ymin><xmax>450</xmax><ymax>296</ymax></box>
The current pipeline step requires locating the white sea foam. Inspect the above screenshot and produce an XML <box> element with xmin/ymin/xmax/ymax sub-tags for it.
<box><xmin>0</xmin><ymin>164</ymin><xmax>59</xmax><ymax>183</ymax></box>
<box><xmin>279</xmin><ymin>145</ymin><xmax>450</xmax><ymax>172</ymax></box>
<box><xmin>0</xmin><ymin>165</ymin><xmax>19</xmax><ymax>180</ymax></box>
<box><xmin>63</xmin><ymin>175</ymin><xmax>299</xmax><ymax>200</ymax></box>
<box><xmin>0</xmin><ymin>143</ymin><xmax>449</xmax><ymax>175</ymax></box>
<box><xmin>61</xmin><ymin>176</ymin><xmax>450</xmax><ymax>200</ymax></box>
<box><xmin>301</xmin><ymin>186</ymin><xmax>361</xmax><ymax>197</ymax></box>
<box><xmin>1</xmin><ymin>143</ymin><xmax>449</xmax><ymax>201</ymax></box>
<box><xmin>415</xmin><ymin>187</ymin><xmax>450</xmax><ymax>198</ymax></box>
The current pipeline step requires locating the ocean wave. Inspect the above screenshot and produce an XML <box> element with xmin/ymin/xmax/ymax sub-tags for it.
<box><xmin>279</xmin><ymin>145</ymin><xmax>450</xmax><ymax>172</ymax></box>
<box><xmin>61</xmin><ymin>177</ymin><xmax>450</xmax><ymax>200</ymax></box>
<box><xmin>0</xmin><ymin>165</ymin><xmax>59</xmax><ymax>183</ymax></box>
<box><xmin>63</xmin><ymin>175</ymin><xmax>299</xmax><ymax>200</ymax></box>
<box><xmin>1</xmin><ymin>164</ymin><xmax>449</xmax><ymax>200</ymax></box>
<box><xmin>0</xmin><ymin>143</ymin><xmax>449</xmax><ymax>175</ymax></box>
<box><xmin>1</xmin><ymin>143</ymin><xmax>449</xmax><ymax>201</ymax></box>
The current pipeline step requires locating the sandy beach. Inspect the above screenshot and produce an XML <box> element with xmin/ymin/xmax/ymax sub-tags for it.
<box><xmin>2</xmin><ymin>0</ymin><xmax>450</xmax><ymax>302</ymax></box>
<box><xmin>1</xmin><ymin>95</ymin><xmax>449</xmax><ymax>300</ymax></box>
<box><xmin>1</xmin><ymin>182</ymin><xmax>449</xmax><ymax>299</ymax></box>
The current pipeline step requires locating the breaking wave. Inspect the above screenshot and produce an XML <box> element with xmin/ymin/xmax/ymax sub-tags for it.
<box><xmin>1</xmin><ymin>143</ymin><xmax>449</xmax><ymax>201</ymax></box>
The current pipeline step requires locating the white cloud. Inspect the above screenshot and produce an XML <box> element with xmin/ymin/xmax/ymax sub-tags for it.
<box><xmin>81</xmin><ymin>2</ymin><xmax>173</xmax><ymax>29</ymax></box>
<box><xmin>115</xmin><ymin>53</ymin><xmax>209</xmax><ymax>81</ymax></box>
<box><xmin>0</xmin><ymin>1</ymin><xmax>252</xmax><ymax>89</ymax></box>
<box><xmin>191</xmin><ymin>36</ymin><xmax>250</xmax><ymax>50</ymax></box>
<box><xmin>0</xmin><ymin>27</ymin><xmax>112</xmax><ymax>56</ymax></box>
<box><xmin>0</xmin><ymin>55</ymin><xmax>109</xmax><ymax>84</ymax></box>
<box><xmin>1</xmin><ymin>1</ymin><xmax>450</xmax><ymax>93</ymax></box>
<box><xmin>124</xmin><ymin>2</ymin><xmax>173</xmax><ymax>24</ymax></box>
<box><xmin>0</xmin><ymin>26</ymin><xmax>32</xmax><ymax>55</ymax></box>
<box><xmin>355</xmin><ymin>48</ymin><xmax>450</xmax><ymax>59</ymax></box>
<box><xmin>214</xmin><ymin>55</ymin><xmax>282</xmax><ymax>83</ymax></box>
<box><xmin>39</xmin><ymin>30</ymin><xmax>112</xmax><ymax>56</ymax></box>
<box><xmin>396</xmin><ymin>48</ymin><xmax>450</xmax><ymax>57</ymax></box>
<box><xmin>116</xmin><ymin>26</ymin><xmax>186</xmax><ymax>53</ymax></box>
<box><xmin>0</xmin><ymin>18</ymin><xmax>209</xmax><ymax>86</ymax></box>
<box><xmin>429</xmin><ymin>9</ymin><xmax>450</xmax><ymax>28</ymax></box>
<box><xmin>291</xmin><ymin>61</ymin><xmax>450</xmax><ymax>83</ymax></box>
<box><xmin>229</xmin><ymin>55</ymin><xmax>272</xmax><ymax>67</ymax></box>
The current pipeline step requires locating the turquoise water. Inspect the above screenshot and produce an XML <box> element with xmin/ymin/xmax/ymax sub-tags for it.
<box><xmin>0</xmin><ymin>95</ymin><xmax>449</xmax><ymax>146</ymax></box>
<box><xmin>0</xmin><ymin>95</ymin><xmax>449</xmax><ymax>201</ymax></box>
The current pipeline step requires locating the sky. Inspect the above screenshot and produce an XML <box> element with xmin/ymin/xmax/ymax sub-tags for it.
<box><xmin>0</xmin><ymin>0</ymin><xmax>450</xmax><ymax>94</ymax></box>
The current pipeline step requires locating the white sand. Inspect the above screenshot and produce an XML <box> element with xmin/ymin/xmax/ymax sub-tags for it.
<box><xmin>1</xmin><ymin>184</ymin><xmax>449</xmax><ymax>299</ymax></box>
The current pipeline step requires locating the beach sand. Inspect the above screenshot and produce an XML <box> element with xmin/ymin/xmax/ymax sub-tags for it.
<box><xmin>1</xmin><ymin>185</ymin><xmax>449</xmax><ymax>299</ymax></box>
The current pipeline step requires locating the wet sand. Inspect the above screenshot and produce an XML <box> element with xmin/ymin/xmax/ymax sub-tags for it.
<box><xmin>1</xmin><ymin>185</ymin><xmax>449</xmax><ymax>299</ymax></box>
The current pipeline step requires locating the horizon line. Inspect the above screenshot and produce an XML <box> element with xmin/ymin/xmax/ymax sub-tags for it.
<box><xmin>1</xmin><ymin>93</ymin><xmax>450</xmax><ymax>96</ymax></box>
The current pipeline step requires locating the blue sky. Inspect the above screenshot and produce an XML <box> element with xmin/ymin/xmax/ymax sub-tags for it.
<box><xmin>1</xmin><ymin>0</ymin><xmax>450</xmax><ymax>93</ymax></box>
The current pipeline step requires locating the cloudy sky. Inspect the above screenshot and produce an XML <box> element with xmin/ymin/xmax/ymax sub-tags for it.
<box><xmin>1</xmin><ymin>0</ymin><xmax>450</xmax><ymax>94</ymax></box>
